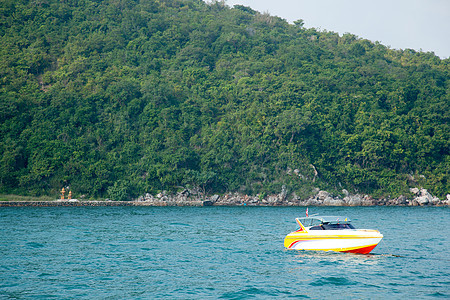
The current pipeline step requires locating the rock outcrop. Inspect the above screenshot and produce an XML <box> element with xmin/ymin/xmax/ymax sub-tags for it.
<box><xmin>1</xmin><ymin>188</ymin><xmax>447</xmax><ymax>207</ymax></box>
<box><xmin>130</xmin><ymin>187</ymin><xmax>448</xmax><ymax>207</ymax></box>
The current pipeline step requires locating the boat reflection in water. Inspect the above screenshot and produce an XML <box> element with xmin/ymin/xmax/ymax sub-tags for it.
<box><xmin>284</xmin><ymin>216</ymin><xmax>383</xmax><ymax>254</ymax></box>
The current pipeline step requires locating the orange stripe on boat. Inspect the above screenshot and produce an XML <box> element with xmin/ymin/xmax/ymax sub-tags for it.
<box><xmin>341</xmin><ymin>244</ymin><xmax>378</xmax><ymax>254</ymax></box>
<box><xmin>288</xmin><ymin>240</ymin><xmax>308</xmax><ymax>249</ymax></box>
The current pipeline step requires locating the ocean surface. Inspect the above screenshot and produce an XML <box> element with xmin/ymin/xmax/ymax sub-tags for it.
<box><xmin>0</xmin><ymin>206</ymin><xmax>448</xmax><ymax>299</ymax></box>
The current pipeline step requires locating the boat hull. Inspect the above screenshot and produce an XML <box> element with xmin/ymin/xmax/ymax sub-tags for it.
<box><xmin>284</xmin><ymin>230</ymin><xmax>383</xmax><ymax>254</ymax></box>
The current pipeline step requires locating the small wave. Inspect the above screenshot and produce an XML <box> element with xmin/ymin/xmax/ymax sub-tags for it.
<box><xmin>25</xmin><ymin>242</ymin><xmax>44</xmax><ymax>248</ymax></box>
<box><xmin>427</xmin><ymin>291</ymin><xmax>448</xmax><ymax>298</ymax></box>
<box><xmin>169</xmin><ymin>222</ymin><xmax>191</xmax><ymax>227</ymax></box>
<box><xmin>310</xmin><ymin>277</ymin><xmax>355</xmax><ymax>286</ymax></box>
<box><xmin>219</xmin><ymin>287</ymin><xmax>280</xmax><ymax>299</ymax></box>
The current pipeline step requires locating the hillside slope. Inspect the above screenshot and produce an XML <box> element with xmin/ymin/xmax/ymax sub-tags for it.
<box><xmin>1</xmin><ymin>0</ymin><xmax>449</xmax><ymax>199</ymax></box>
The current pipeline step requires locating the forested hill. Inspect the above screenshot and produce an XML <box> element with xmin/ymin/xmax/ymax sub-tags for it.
<box><xmin>1</xmin><ymin>0</ymin><xmax>449</xmax><ymax>200</ymax></box>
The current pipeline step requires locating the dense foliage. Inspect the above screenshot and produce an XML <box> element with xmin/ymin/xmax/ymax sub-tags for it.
<box><xmin>1</xmin><ymin>0</ymin><xmax>449</xmax><ymax>199</ymax></box>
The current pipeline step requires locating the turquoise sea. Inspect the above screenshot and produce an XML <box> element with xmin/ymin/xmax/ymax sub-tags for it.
<box><xmin>0</xmin><ymin>206</ymin><xmax>449</xmax><ymax>299</ymax></box>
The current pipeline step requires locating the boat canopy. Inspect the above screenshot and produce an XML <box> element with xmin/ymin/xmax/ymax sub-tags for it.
<box><xmin>297</xmin><ymin>216</ymin><xmax>351</xmax><ymax>227</ymax></box>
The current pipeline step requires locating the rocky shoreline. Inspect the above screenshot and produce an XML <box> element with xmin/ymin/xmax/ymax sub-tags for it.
<box><xmin>1</xmin><ymin>188</ymin><xmax>448</xmax><ymax>207</ymax></box>
<box><xmin>134</xmin><ymin>187</ymin><xmax>449</xmax><ymax>207</ymax></box>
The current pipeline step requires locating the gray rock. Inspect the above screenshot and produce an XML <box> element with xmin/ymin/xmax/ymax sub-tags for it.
<box><xmin>180</xmin><ymin>189</ymin><xmax>190</xmax><ymax>196</ymax></box>
<box><xmin>362</xmin><ymin>195</ymin><xmax>376</xmax><ymax>206</ymax></box>
<box><xmin>345</xmin><ymin>195</ymin><xmax>363</xmax><ymax>206</ymax></box>
<box><xmin>443</xmin><ymin>195</ymin><xmax>450</xmax><ymax>206</ymax></box>
<box><xmin>280</xmin><ymin>185</ymin><xmax>288</xmax><ymax>201</ymax></box>
<box><xmin>395</xmin><ymin>195</ymin><xmax>408</xmax><ymax>205</ymax></box>
<box><xmin>414</xmin><ymin>189</ymin><xmax>436</xmax><ymax>205</ymax></box>
<box><xmin>305</xmin><ymin>199</ymin><xmax>321</xmax><ymax>206</ymax></box>
<box><xmin>176</xmin><ymin>194</ymin><xmax>188</xmax><ymax>202</ymax></box>
<box><xmin>267</xmin><ymin>195</ymin><xmax>278</xmax><ymax>204</ymax></box>
<box><xmin>323</xmin><ymin>198</ymin><xmax>345</xmax><ymax>206</ymax></box>
<box><xmin>420</xmin><ymin>189</ymin><xmax>430</xmax><ymax>197</ymax></box>
<box><xmin>410</xmin><ymin>187</ymin><xmax>420</xmax><ymax>195</ymax></box>
<box><xmin>317</xmin><ymin>191</ymin><xmax>330</xmax><ymax>200</ymax></box>
<box><xmin>430</xmin><ymin>196</ymin><xmax>440</xmax><ymax>205</ymax></box>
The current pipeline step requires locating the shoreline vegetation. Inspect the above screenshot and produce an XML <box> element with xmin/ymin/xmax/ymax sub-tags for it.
<box><xmin>1</xmin><ymin>0</ymin><xmax>448</xmax><ymax>202</ymax></box>
<box><xmin>1</xmin><ymin>188</ymin><xmax>448</xmax><ymax>207</ymax></box>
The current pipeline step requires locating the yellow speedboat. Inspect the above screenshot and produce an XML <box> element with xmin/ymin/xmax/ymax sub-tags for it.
<box><xmin>284</xmin><ymin>216</ymin><xmax>383</xmax><ymax>254</ymax></box>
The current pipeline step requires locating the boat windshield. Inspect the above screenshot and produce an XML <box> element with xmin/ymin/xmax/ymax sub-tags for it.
<box><xmin>321</xmin><ymin>223</ymin><xmax>355</xmax><ymax>230</ymax></box>
<box><xmin>297</xmin><ymin>216</ymin><xmax>353</xmax><ymax>228</ymax></box>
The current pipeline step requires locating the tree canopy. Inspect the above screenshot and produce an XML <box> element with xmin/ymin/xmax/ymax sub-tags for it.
<box><xmin>0</xmin><ymin>0</ymin><xmax>448</xmax><ymax>199</ymax></box>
